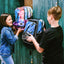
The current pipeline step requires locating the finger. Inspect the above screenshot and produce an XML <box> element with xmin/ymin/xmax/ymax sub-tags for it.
<box><xmin>26</xmin><ymin>36</ymin><xmax>29</xmax><ymax>39</ymax></box>
<box><xmin>26</xmin><ymin>38</ymin><xmax>30</xmax><ymax>41</ymax></box>
<box><xmin>18</xmin><ymin>27</ymin><xmax>22</xmax><ymax>29</ymax></box>
<box><xmin>26</xmin><ymin>38</ymin><xmax>31</xmax><ymax>42</ymax></box>
<box><xmin>27</xmin><ymin>33</ymin><xmax>32</xmax><ymax>36</ymax></box>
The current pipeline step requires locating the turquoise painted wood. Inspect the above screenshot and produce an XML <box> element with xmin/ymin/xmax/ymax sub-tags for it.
<box><xmin>0</xmin><ymin>0</ymin><xmax>64</xmax><ymax>64</ymax></box>
<box><xmin>33</xmin><ymin>0</ymin><xmax>57</xmax><ymax>28</ymax></box>
<box><xmin>0</xmin><ymin>0</ymin><xmax>42</xmax><ymax>64</ymax></box>
<box><xmin>14</xmin><ymin>34</ymin><xmax>42</xmax><ymax>64</ymax></box>
<box><xmin>58</xmin><ymin>0</ymin><xmax>64</xmax><ymax>59</ymax></box>
<box><xmin>33</xmin><ymin>0</ymin><xmax>64</xmax><ymax>62</ymax></box>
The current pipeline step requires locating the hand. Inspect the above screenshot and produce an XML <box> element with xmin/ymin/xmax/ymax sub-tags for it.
<box><xmin>26</xmin><ymin>34</ymin><xmax>35</xmax><ymax>42</ymax></box>
<box><xmin>16</xmin><ymin>28</ymin><xmax>24</xmax><ymax>36</ymax></box>
<box><xmin>13</xmin><ymin>26</ymin><xmax>16</xmax><ymax>30</ymax></box>
<box><xmin>17</xmin><ymin>28</ymin><xmax>24</xmax><ymax>33</ymax></box>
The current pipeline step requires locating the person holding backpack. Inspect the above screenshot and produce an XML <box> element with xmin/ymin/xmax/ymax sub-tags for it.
<box><xmin>0</xmin><ymin>13</ymin><xmax>23</xmax><ymax>64</ymax></box>
<box><xmin>26</xmin><ymin>6</ymin><xmax>63</xmax><ymax>64</ymax></box>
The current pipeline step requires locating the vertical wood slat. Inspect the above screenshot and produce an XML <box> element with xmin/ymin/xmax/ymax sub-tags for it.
<box><xmin>0</xmin><ymin>0</ymin><xmax>5</xmax><ymax>15</ymax></box>
<box><xmin>5</xmin><ymin>0</ymin><xmax>8</xmax><ymax>13</ymax></box>
<box><xmin>58</xmin><ymin>0</ymin><xmax>64</xmax><ymax>60</ymax></box>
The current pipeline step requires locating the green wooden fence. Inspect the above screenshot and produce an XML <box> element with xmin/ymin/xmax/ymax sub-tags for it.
<box><xmin>33</xmin><ymin>0</ymin><xmax>64</xmax><ymax>61</ymax></box>
<box><xmin>0</xmin><ymin>0</ymin><xmax>42</xmax><ymax>64</ymax></box>
<box><xmin>0</xmin><ymin>0</ymin><xmax>64</xmax><ymax>64</ymax></box>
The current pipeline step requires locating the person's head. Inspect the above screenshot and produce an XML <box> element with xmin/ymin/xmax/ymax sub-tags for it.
<box><xmin>47</xmin><ymin>6</ymin><xmax>62</xmax><ymax>24</ymax></box>
<box><xmin>0</xmin><ymin>13</ymin><xmax>13</xmax><ymax>27</ymax></box>
<box><xmin>0</xmin><ymin>13</ymin><xmax>13</xmax><ymax>33</ymax></box>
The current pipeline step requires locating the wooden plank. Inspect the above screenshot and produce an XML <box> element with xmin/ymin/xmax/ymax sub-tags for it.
<box><xmin>58</xmin><ymin>0</ymin><xmax>64</xmax><ymax>61</ymax></box>
<box><xmin>0</xmin><ymin>0</ymin><xmax>5</xmax><ymax>15</ymax></box>
<box><xmin>5</xmin><ymin>0</ymin><xmax>8</xmax><ymax>13</ymax></box>
<box><xmin>0</xmin><ymin>0</ymin><xmax>64</xmax><ymax>64</ymax></box>
<box><xmin>24</xmin><ymin>0</ymin><xmax>33</xmax><ymax>8</ymax></box>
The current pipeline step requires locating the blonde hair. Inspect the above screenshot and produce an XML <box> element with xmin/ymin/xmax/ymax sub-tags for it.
<box><xmin>48</xmin><ymin>6</ymin><xmax>62</xmax><ymax>20</ymax></box>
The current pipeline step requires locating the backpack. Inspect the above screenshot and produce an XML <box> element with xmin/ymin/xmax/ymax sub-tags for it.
<box><xmin>13</xmin><ymin>6</ymin><xmax>33</xmax><ymax>29</ymax></box>
<box><xmin>22</xmin><ymin>19</ymin><xmax>45</xmax><ymax>49</ymax></box>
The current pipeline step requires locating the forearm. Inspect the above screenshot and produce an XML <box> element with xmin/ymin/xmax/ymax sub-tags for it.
<box><xmin>32</xmin><ymin>38</ymin><xmax>44</xmax><ymax>53</ymax></box>
<box><xmin>16</xmin><ymin>28</ymin><xmax>23</xmax><ymax>36</ymax></box>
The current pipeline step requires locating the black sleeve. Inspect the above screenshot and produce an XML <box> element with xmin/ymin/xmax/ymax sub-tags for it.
<box><xmin>39</xmin><ymin>29</ymin><xmax>57</xmax><ymax>49</ymax></box>
<box><xmin>39</xmin><ymin>32</ymin><xmax>48</xmax><ymax>49</ymax></box>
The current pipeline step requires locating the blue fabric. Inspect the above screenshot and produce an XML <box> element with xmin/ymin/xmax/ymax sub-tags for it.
<box><xmin>1</xmin><ymin>55</ymin><xmax>14</xmax><ymax>64</ymax></box>
<box><xmin>24</xmin><ymin>19</ymin><xmax>44</xmax><ymax>35</ymax></box>
<box><xmin>0</xmin><ymin>27</ymin><xmax>18</xmax><ymax>57</ymax></box>
<box><xmin>15</xmin><ymin>8</ymin><xmax>20</xmax><ymax>22</ymax></box>
<box><xmin>24</xmin><ymin>21</ymin><xmax>36</xmax><ymax>35</ymax></box>
<box><xmin>24</xmin><ymin>7</ymin><xmax>27</xmax><ymax>20</ymax></box>
<box><xmin>37</xmin><ymin>20</ymin><xmax>43</xmax><ymax>34</ymax></box>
